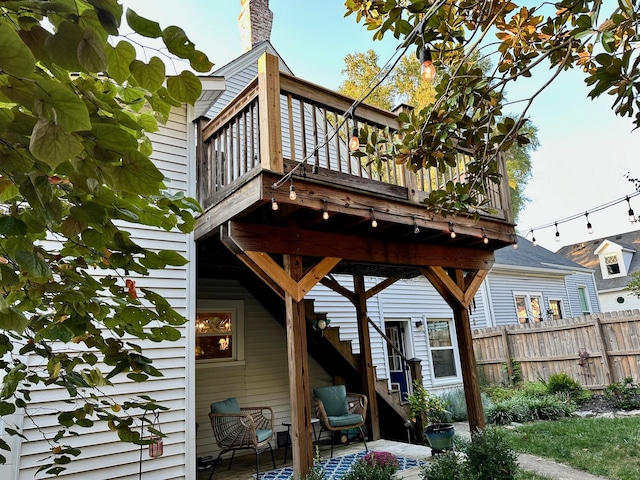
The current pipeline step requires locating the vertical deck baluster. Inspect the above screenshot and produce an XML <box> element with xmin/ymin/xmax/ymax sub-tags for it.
<box><xmin>334</xmin><ymin>109</ymin><xmax>343</xmax><ymax>174</ymax></box>
<box><xmin>299</xmin><ymin>98</ymin><xmax>307</xmax><ymax>160</ymax></box>
<box><xmin>242</xmin><ymin>110</ymin><xmax>248</xmax><ymax>175</ymax></box>
<box><xmin>311</xmin><ymin>104</ymin><xmax>319</xmax><ymax>169</ymax></box>
<box><xmin>250</xmin><ymin>102</ymin><xmax>256</xmax><ymax>169</ymax></box>
<box><xmin>322</xmin><ymin>107</ymin><xmax>331</xmax><ymax>171</ymax></box>
<box><xmin>287</xmin><ymin>94</ymin><xmax>296</xmax><ymax>162</ymax></box>
<box><xmin>234</xmin><ymin>116</ymin><xmax>240</xmax><ymax>181</ymax></box>
<box><xmin>213</xmin><ymin>135</ymin><xmax>219</xmax><ymax>193</ymax></box>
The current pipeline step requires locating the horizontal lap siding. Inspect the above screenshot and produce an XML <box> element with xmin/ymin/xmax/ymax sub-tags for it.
<box><xmin>564</xmin><ymin>272</ymin><xmax>601</xmax><ymax>316</ymax></box>
<box><xmin>194</xmin><ymin>279</ymin><xmax>331</xmax><ymax>459</ymax></box>
<box><xmin>14</xmin><ymin>105</ymin><xmax>193</xmax><ymax>480</ymax></box>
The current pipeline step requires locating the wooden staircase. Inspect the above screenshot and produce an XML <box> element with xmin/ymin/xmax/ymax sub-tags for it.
<box><xmin>304</xmin><ymin>300</ymin><xmax>410</xmax><ymax>422</ymax></box>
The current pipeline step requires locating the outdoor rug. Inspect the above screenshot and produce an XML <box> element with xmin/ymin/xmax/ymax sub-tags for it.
<box><xmin>256</xmin><ymin>451</ymin><xmax>422</xmax><ymax>480</ymax></box>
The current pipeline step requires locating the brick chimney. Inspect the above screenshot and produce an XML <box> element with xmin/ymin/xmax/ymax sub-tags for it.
<box><xmin>238</xmin><ymin>0</ymin><xmax>273</xmax><ymax>52</ymax></box>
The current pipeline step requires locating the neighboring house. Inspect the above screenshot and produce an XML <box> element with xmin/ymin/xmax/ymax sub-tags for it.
<box><xmin>557</xmin><ymin>230</ymin><xmax>640</xmax><ymax>312</ymax></box>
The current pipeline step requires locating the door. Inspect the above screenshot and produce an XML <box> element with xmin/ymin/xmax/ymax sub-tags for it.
<box><xmin>385</xmin><ymin>321</ymin><xmax>410</xmax><ymax>401</ymax></box>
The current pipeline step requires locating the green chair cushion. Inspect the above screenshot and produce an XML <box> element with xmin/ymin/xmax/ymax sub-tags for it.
<box><xmin>327</xmin><ymin>413</ymin><xmax>363</xmax><ymax>428</ymax></box>
<box><xmin>314</xmin><ymin>385</ymin><xmax>349</xmax><ymax>417</ymax></box>
<box><xmin>256</xmin><ymin>428</ymin><xmax>273</xmax><ymax>443</ymax></box>
<box><xmin>210</xmin><ymin>397</ymin><xmax>241</xmax><ymax>414</ymax></box>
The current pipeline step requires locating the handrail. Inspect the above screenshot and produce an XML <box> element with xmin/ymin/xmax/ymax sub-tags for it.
<box><xmin>367</xmin><ymin>317</ymin><xmax>408</xmax><ymax>363</ymax></box>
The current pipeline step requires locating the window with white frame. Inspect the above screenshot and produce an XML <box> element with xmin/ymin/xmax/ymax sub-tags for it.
<box><xmin>604</xmin><ymin>254</ymin><xmax>621</xmax><ymax>276</ymax></box>
<box><xmin>577</xmin><ymin>286</ymin><xmax>591</xmax><ymax>315</ymax></box>
<box><xmin>426</xmin><ymin>319</ymin><xmax>458</xmax><ymax>379</ymax></box>
<box><xmin>195</xmin><ymin>300</ymin><xmax>244</xmax><ymax>363</ymax></box>
<box><xmin>514</xmin><ymin>292</ymin><xmax>543</xmax><ymax>323</ymax></box>
<box><xmin>548</xmin><ymin>299</ymin><xmax>563</xmax><ymax>320</ymax></box>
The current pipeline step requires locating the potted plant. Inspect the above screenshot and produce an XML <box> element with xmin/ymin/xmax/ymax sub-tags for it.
<box><xmin>406</xmin><ymin>382</ymin><xmax>454</xmax><ymax>453</ymax></box>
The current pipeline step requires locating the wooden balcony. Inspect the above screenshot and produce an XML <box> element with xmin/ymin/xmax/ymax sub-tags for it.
<box><xmin>194</xmin><ymin>53</ymin><xmax>515</xmax><ymax>260</ymax></box>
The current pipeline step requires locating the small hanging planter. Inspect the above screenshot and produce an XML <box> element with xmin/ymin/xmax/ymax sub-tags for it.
<box><xmin>148</xmin><ymin>411</ymin><xmax>164</xmax><ymax>458</ymax></box>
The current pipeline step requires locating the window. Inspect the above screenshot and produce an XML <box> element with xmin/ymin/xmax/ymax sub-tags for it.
<box><xmin>426</xmin><ymin>319</ymin><xmax>458</xmax><ymax>379</ymax></box>
<box><xmin>548</xmin><ymin>300</ymin><xmax>563</xmax><ymax>320</ymax></box>
<box><xmin>514</xmin><ymin>292</ymin><xmax>543</xmax><ymax>323</ymax></box>
<box><xmin>196</xmin><ymin>300</ymin><xmax>244</xmax><ymax>363</ymax></box>
<box><xmin>604</xmin><ymin>254</ymin><xmax>621</xmax><ymax>275</ymax></box>
<box><xmin>577</xmin><ymin>286</ymin><xmax>591</xmax><ymax>315</ymax></box>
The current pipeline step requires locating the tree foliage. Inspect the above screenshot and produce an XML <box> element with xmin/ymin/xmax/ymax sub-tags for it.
<box><xmin>344</xmin><ymin>0</ymin><xmax>639</xmax><ymax>216</ymax></box>
<box><xmin>338</xmin><ymin>48</ymin><xmax>537</xmax><ymax>220</ymax></box>
<box><xmin>0</xmin><ymin>0</ymin><xmax>211</xmax><ymax>473</ymax></box>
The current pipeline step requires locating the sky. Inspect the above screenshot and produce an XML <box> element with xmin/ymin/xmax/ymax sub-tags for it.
<box><xmin>122</xmin><ymin>0</ymin><xmax>640</xmax><ymax>251</ymax></box>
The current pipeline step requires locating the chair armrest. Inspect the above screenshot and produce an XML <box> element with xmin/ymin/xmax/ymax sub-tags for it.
<box><xmin>346</xmin><ymin>393</ymin><xmax>368</xmax><ymax>421</ymax></box>
<box><xmin>241</xmin><ymin>406</ymin><xmax>274</xmax><ymax>432</ymax></box>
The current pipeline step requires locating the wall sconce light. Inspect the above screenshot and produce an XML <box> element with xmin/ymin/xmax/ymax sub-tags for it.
<box><xmin>414</xmin><ymin>320</ymin><xmax>424</xmax><ymax>331</ymax></box>
<box><xmin>312</xmin><ymin>318</ymin><xmax>330</xmax><ymax>332</ymax></box>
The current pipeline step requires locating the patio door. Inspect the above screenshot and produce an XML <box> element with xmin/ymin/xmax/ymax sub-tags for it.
<box><xmin>385</xmin><ymin>320</ymin><xmax>410</xmax><ymax>401</ymax></box>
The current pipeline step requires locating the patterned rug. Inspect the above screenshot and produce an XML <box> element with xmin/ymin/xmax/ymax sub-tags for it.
<box><xmin>256</xmin><ymin>451</ymin><xmax>422</xmax><ymax>480</ymax></box>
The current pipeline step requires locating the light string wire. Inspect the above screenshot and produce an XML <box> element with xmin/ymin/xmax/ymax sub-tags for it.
<box><xmin>271</xmin><ymin>0</ymin><xmax>448</xmax><ymax>191</ymax></box>
<box><xmin>519</xmin><ymin>190</ymin><xmax>640</xmax><ymax>240</ymax></box>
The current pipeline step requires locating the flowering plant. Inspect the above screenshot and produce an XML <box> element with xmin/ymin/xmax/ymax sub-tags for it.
<box><xmin>342</xmin><ymin>451</ymin><xmax>399</xmax><ymax>480</ymax></box>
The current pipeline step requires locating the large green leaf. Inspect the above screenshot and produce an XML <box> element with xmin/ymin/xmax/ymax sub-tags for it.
<box><xmin>44</xmin><ymin>20</ymin><xmax>84</xmax><ymax>72</ymax></box>
<box><xmin>34</xmin><ymin>78</ymin><xmax>92</xmax><ymax>132</ymax></box>
<box><xmin>15</xmin><ymin>250</ymin><xmax>53</xmax><ymax>282</ymax></box>
<box><xmin>167</xmin><ymin>71</ymin><xmax>202</xmax><ymax>104</ymax></box>
<box><xmin>0</xmin><ymin>216</ymin><xmax>28</xmax><ymax>236</ymax></box>
<box><xmin>29</xmin><ymin>118</ymin><xmax>84</xmax><ymax>169</ymax></box>
<box><xmin>106</xmin><ymin>151</ymin><xmax>163</xmax><ymax>195</ymax></box>
<box><xmin>162</xmin><ymin>26</ymin><xmax>195</xmax><ymax>58</ymax></box>
<box><xmin>158</xmin><ymin>250</ymin><xmax>188</xmax><ymax>266</ymax></box>
<box><xmin>126</xmin><ymin>8</ymin><xmax>162</xmax><ymax>38</ymax></box>
<box><xmin>130</xmin><ymin>57</ymin><xmax>165</xmax><ymax>93</ymax></box>
<box><xmin>0</xmin><ymin>302</ymin><xmax>29</xmax><ymax>334</ymax></box>
<box><xmin>0</xmin><ymin>18</ymin><xmax>36</xmax><ymax>77</ymax></box>
<box><xmin>78</xmin><ymin>27</ymin><xmax>108</xmax><ymax>73</ymax></box>
<box><xmin>106</xmin><ymin>41</ymin><xmax>136</xmax><ymax>84</ymax></box>
<box><xmin>92</xmin><ymin>123</ymin><xmax>138</xmax><ymax>152</ymax></box>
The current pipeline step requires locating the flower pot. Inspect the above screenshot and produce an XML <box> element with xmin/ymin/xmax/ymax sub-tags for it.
<box><xmin>424</xmin><ymin>423</ymin><xmax>455</xmax><ymax>453</ymax></box>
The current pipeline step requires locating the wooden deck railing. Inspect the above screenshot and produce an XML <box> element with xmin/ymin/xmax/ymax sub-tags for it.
<box><xmin>197</xmin><ymin>53</ymin><xmax>512</xmax><ymax>222</ymax></box>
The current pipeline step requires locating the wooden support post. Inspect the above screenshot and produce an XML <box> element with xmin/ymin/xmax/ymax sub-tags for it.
<box><xmin>284</xmin><ymin>254</ymin><xmax>313</xmax><ymax>477</ymax></box>
<box><xmin>501</xmin><ymin>327</ymin><xmax>513</xmax><ymax>383</ymax></box>
<box><xmin>453</xmin><ymin>305</ymin><xmax>485</xmax><ymax>433</ymax></box>
<box><xmin>353</xmin><ymin>274</ymin><xmax>381</xmax><ymax>440</ymax></box>
<box><xmin>593</xmin><ymin>317</ymin><xmax>612</xmax><ymax>386</ymax></box>
<box><xmin>257</xmin><ymin>53</ymin><xmax>283</xmax><ymax>173</ymax></box>
<box><xmin>195</xmin><ymin>116</ymin><xmax>210</xmax><ymax>202</ymax></box>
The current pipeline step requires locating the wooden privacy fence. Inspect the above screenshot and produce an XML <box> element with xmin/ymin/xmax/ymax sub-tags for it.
<box><xmin>472</xmin><ymin>310</ymin><xmax>640</xmax><ymax>391</ymax></box>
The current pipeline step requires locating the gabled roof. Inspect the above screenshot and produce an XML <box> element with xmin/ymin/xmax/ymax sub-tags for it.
<box><xmin>557</xmin><ymin>229</ymin><xmax>640</xmax><ymax>290</ymax></box>
<box><xmin>493</xmin><ymin>235</ymin><xmax>588</xmax><ymax>274</ymax></box>
<box><xmin>593</xmin><ymin>239</ymin><xmax>636</xmax><ymax>255</ymax></box>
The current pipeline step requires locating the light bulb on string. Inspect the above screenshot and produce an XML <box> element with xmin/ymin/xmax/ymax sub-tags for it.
<box><xmin>627</xmin><ymin>196</ymin><xmax>636</xmax><ymax>223</ymax></box>
<box><xmin>322</xmin><ymin>200</ymin><xmax>329</xmax><ymax>220</ymax></box>
<box><xmin>449</xmin><ymin>222</ymin><xmax>456</xmax><ymax>239</ymax></box>
<box><xmin>530</xmin><ymin>229</ymin><xmax>537</xmax><ymax>247</ymax></box>
<box><xmin>419</xmin><ymin>47</ymin><xmax>436</xmax><ymax>82</ymax></box>
<box><xmin>585</xmin><ymin>212</ymin><xmax>593</xmax><ymax>234</ymax></box>
<box><xmin>271</xmin><ymin>188</ymin><xmax>278</xmax><ymax>211</ymax></box>
<box><xmin>289</xmin><ymin>184</ymin><xmax>296</xmax><ymax>201</ymax></box>
<box><xmin>370</xmin><ymin>209</ymin><xmax>377</xmax><ymax>228</ymax></box>
<box><xmin>413</xmin><ymin>217</ymin><xmax>420</xmax><ymax>234</ymax></box>
<box><xmin>554</xmin><ymin>222</ymin><xmax>560</xmax><ymax>242</ymax></box>
<box><xmin>481</xmin><ymin>228</ymin><xmax>489</xmax><ymax>244</ymax></box>
<box><xmin>349</xmin><ymin>125</ymin><xmax>360</xmax><ymax>151</ymax></box>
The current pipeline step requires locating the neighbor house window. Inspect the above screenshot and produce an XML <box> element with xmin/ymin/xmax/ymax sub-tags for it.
<box><xmin>548</xmin><ymin>300</ymin><xmax>563</xmax><ymax>320</ymax></box>
<box><xmin>196</xmin><ymin>300</ymin><xmax>244</xmax><ymax>363</ymax></box>
<box><xmin>577</xmin><ymin>286</ymin><xmax>591</xmax><ymax>315</ymax></box>
<box><xmin>604</xmin><ymin>254</ymin><xmax>621</xmax><ymax>275</ymax></box>
<box><xmin>426</xmin><ymin>319</ymin><xmax>458</xmax><ymax>379</ymax></box>
<box><xmin>514</xmin><ymin>292</ymin><xmax>543</xmax><ymax>323</ymax></box>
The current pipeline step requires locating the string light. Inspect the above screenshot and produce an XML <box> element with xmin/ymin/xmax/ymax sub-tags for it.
<box><xmin>554</xmin><ymin>222</ymin><xmax>560</xmax><ymax>242</ymax></box>
<box><xmin>530</xmin><ymin>229</ymin><xmax>537</xmax><ymax>246</ymax></box>
<box><xmin>413</xmin><ymin>216</ymin><xmax>420</xmax><ymax>234</ymax></box>
<box><xmin>419</xmin><ymin>47</ymin><xmax>436</xmax><ymax>82</ymax></box>
<box><xmin>271</xmin><ymin>187</ymin><xmax>278</xmax><ymax>211</ymax></box>
<box><xmin>349</xmin><ymin>120</ymin><xmax>360</xmax><ymax>152</ymax></box>
<box><xmin>449</xmin><ymin>222</ymin><xmax>456</xmax><ymax>239</ymax></box>
<box><xmin>481</xmin><ymin>227</ymin><xmax>489</xmax><ymax>244</ymax></box>
<box><xmin>370</xmin><ymin>209</ymin><xmax>378</xmax><ymax>228</ymax></box>
<box><xmin>289</xmin><ymin>183</ymin><xmax>296</xmax><ymax>200</ymax></box>
<box><xmin>585</xmin><ymin>212</ymin><xmax>593</xmax><ymax>234</ymax></box>
<box><xmin>512</xmin><ymin>233</ymin><xmax>518</xmax><ymax>249</ymax></box>
<box><xmin>322</xmin><ymin>199</ymin><xmax>329</xmax><ymax>220</ymax></box>
<box><xmin>627</xmin><ymin>196</ymin><xmax>636</xmax><ymax>223</ymax></box>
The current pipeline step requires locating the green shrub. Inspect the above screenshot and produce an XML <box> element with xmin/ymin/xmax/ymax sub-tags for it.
<box><xmin>439</xmin><ymin>387</ymin><xmax>493</xmax><ymax>422</ymax></box>
<box><xmin>520</xmin><ymin>381</ymin><xmax>548</xmax><ymax>398</ymax></box>
<box><xmin>299</xmin><ymin>447</ymin><xmax>326</xmax><ymax>480</ymax></box>
<box><xmin>545</xmin><ymin>373</ymin><xmax>591</xmax><ymax>403</ymax></box>
<box><xmin>421</xmin><ymin>428</ymin><xmax>519</xmax><ymax>480</ymax></box>
<box><xmin>605</xmin><ymin>377</ymin><xmax>640</xmax><ymax>410</ymax></box>
<box><xmin>486</xmin><ymin>392</ymin><xmax>575</xmax><ymax>424</ymax></box>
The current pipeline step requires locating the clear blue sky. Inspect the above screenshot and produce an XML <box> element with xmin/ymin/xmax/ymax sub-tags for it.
<box><xmin>123</xmin><ymin>0</ymin><xmax>640</xmax><ymax>251</ymax></box>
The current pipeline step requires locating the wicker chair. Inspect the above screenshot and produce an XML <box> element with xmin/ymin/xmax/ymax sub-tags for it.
<box><xmin>208</xmin><ymin>397</ymin><xmax>276</xmax><ymax>479</ymax></box>
<box><xmin>313</xmin><ymin>385</ymin><xmax>368</xmax><ymax>458</ymax></box>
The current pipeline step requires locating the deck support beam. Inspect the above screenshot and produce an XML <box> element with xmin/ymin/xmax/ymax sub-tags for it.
<box><xmin>421</xmin><ymin>267</ymin><xmax>489</xmax><ymax>434</ymax></box>
<box><xmin>284</xmin><ymin>254</ymin><xmax>314</xmax><ymax>478</ymax></box>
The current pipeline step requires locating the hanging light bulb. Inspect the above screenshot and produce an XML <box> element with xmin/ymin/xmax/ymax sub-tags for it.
<box><xmin>554</xmin><ymin>222</ymin><xmax>560</xmax><ymax>242</ymax></box>
<box><xmin>349</xmin><ymin>124</ymin><xmax>360</xmax><ymax>151</ymax></box>
<box><xmin>449</xmin><ymin>222</ymin><xmax>456</xmax><ymax>239</ymax></box>
<box><xmin>322</xmin><ymin>200</ymin><xmax>329</xmax><ymax>220</ymax></box>
<box><xmin>627</xmin><ymin>196</ymin><xmax>636</xmax><ymax>223</ymax></box>
<box><xmin>585</xmin><ymin>212</ymin><xmax>593</xmax><ymax>234</ymax></box>
<box><xmin>370</xmin><ymin>209</ymin><xmax>377</xmax><ymax>228</ymax></box>
<box><xmin>530</xmin><ymin>229</ymin><xmax>537</xmax><ymax>247</ymax></box>
<box><xmin>413</xmin><ymin>217</ymin><xmax>420</xmax><ymax>234</ymax></box>
<box><xmin>481</xmin><ymin>228</ymin><xmax>489</xmax><ymax>244</ymax></box>
<box><xmin>420</xmin><ymin>47</ymin><xmax>436</xmax><ymax>82</ymax></box>
<box><xmin>289</xmin><ymin>184</ymin><xmax>296</xmax><ymax>200</ymax></box>
<box><xmin>271</xmin><ymin>193</ymin><xmax>279</xmax><ymax>211</ymax></box>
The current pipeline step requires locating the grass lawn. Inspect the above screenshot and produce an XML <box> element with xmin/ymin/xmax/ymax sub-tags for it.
<box><xmin>516</xmin><ymin>472</ymin><xmax>552</xmax><ymax>480</ymax></box>
<box><xmin>506</xmin><ymin>416</ymin><xmax>640</xmax><ymax>480</ymax></box>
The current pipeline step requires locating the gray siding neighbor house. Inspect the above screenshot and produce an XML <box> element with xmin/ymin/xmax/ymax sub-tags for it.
<box><xmin>557</xmin><ymin>230</ymin><xmax>640</xmax><ymax>312</ymax></box>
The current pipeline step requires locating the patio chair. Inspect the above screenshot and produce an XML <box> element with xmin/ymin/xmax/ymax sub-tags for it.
<box><xmin>313</xmin><ymin>385</ymin><xmax>368</xmax><ymax>458</ymax></box>
<box><xmin>208</xmin><ymin>397</ymin><xmax>276</xmax><ymax>479</ymax></box>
